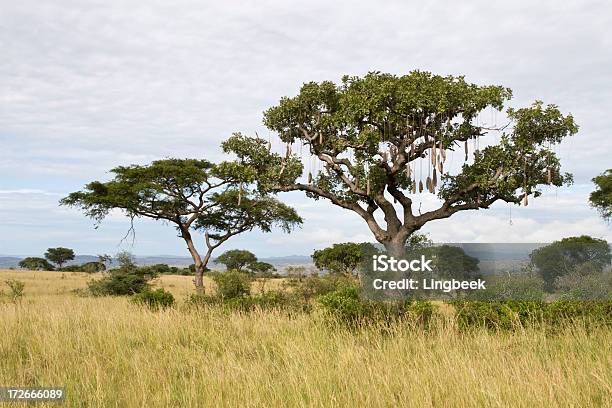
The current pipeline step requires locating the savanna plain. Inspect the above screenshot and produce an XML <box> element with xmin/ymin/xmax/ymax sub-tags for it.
<box><xmin>0</xmin><ymin>270</ymin><xmax>610</xmax><ymax>407</ymax></box>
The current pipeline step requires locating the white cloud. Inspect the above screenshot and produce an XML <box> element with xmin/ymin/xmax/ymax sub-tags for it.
<box><xmin>1</xmin><ymin>0</ymin><xmax>610</xmax><ymax>255</ymax></box>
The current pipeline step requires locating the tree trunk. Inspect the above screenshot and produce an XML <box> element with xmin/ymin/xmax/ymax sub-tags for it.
<box><xmin>193</xmin><ymin>264</ymin><xmax>205</xmax><ymax>294</ymax></box>
<box><xmin>180</xmin><ymin>227</ymin><xmax>207</xmax><ymax>294</ymax></box>
<box><xmin>384</xmin><ymin>241</ymin><xmax>406</xmax><ymax>258</ymax></box>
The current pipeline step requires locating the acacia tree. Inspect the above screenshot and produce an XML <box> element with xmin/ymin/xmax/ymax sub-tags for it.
<box><xmin>18</xmin><ymin>257</ymin><xmax>55</xmax><ymax>271</ymax></box>
<box><xmin>44</xmin><ymin>247</ymin><xmax>75</xmax><ymax>269</ymax></box>
<box><xmin>215</xmin><ymin>249</ymin><xmax>257</xmax><ymax>271</ymax></box>
<box><xmin>223</xmin><ymin>72</ymin><xmax>578</xmax><ymax>255</ymax></box>
<box><xmin>61</xmin><ymin>159</ymin><xmax>301</xmax><ymax>293</ymax></box>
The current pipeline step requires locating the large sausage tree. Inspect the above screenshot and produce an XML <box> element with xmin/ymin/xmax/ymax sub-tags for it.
<box><xmin>61</xmin><ymin>158</ymin><xmax>302</xmax><ymax>293</ymax></box>
<box><xmin>223</xmin><ymin>71</ymin><xmax>578</xmax><ymax>255</ymax></box>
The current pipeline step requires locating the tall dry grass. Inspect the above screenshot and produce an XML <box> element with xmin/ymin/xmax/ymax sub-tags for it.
<box><xmin>0</xmin><ymin>270</ymin><xmax>610</xmax><ymax>407</ymax></box>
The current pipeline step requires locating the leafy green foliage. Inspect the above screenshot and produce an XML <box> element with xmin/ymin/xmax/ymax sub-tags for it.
<box><xmin>223</xmin><ymin>71</ymin><xmax>578</xmax><ymax>252</ymax></box>
<box><xmin>88</xmin><ymin>253</ymin><xmax>157</xmax><ymax>296</ymax></box>
<box><xmin>247</xmin><ymin>261</ymin><xmax>276</xmax><ymax>275</ymax></box>
<box><xmin>454</xmin><ymin>301</ymin><xmax>543</xmax><ymax>330</ymax></box>
<box><xmin>589</xmin><ymin>169</ymin><xmax>612</xmax><ymax>221</ymax></box>
<box><xmin>529</xmin><ymin>236</ymin><xmax>611</xmax><ymax>291</ymax></box>
<box><xmin>286</xmin><ymin>275</ymin><xmax>354</xmax><ymax>304</ymax></box>
<box><xmin>455</xmin><ymin>300</ymin><xmax>612</xmax><ymax>330</ymax></box>
<box><xmin>423</xmin><ymin>245</ymin><xmax>481</xmax><ymax>280</ymax></box>
<box><xmin>468</xmin><ymin>273</ymin><xmax>545</xmax><ymax>301</ymax></box>
<box><xmin>18</xmin><ymin>257</ymin><xmax>55</xmax><ymax>271</ymax></box>
<box><xmin>317</xmin><ymin>286</ymin><xmax>366</xmax><ymax>323</ymax></box>
<box><xmin>131</xmin><ymin>288</ymin><xmax>175</xmax><ymax>310</ymax></box>
<box><xmin>555</xmin><ymin>270</ymin><xmax>612</xmax><ymax>300</ymax></box>
<box><xmin>215</xmin><ymin>250</ymin><xmax>257</xmax><ymax>271</ymax></box>
<box><xmin>318</xmin><ymin>287</ymin><xmax>434</xmax><ymax>327</ymax></box>
<box><xmin>44</xmin><ymin>247</ymin><xmax>75</xmax><ymax>268</ymax></box>
<box><xmin>211</xmin><ymin>270</ymin><xmax>252</xmax><ymax>299</ymax></box>
<box><xmin>312</xmin><ymin>242</ymin><xmax>379</xmax><ymax>277</ymax></box>
<box><xmin>82</xmin><ymin>261</ymin><xmax>106</xmax><ymax>272</ymax></box>
<box><xmin>61</xmin><ymin>158</ymin><xmax>302</xmax><ymax>292</ymax></box>
<box><xmin>4</xmin><ymin>279</ymin><xmax>25</xmax><ymax>303</ymax></box>
<box><xmin>88</xmin><ymin>273</ymin><xmax>152</xmax><ymax>296</ymax></box>
<box><xmin>146</xmin><ymin>264</ymin><xmax>172</xmax><ymax>274</ymax></box>
<box><xmin>188</xmin><ymin>290</ymin><xmax>309</xmax><ymax>314</ymax></box>
<box><xmin>58</xmin><ymin>262</ymin><xmax>105</xmax><ymax>272</ymax></box>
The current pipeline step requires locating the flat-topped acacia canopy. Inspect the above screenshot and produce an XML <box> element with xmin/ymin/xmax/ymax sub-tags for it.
<box><xmin>61</xmin><ymin>158</ymin><xmax>302</xmax><ymax>292</ymax></box>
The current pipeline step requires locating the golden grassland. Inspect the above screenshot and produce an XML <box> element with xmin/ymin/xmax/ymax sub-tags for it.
<box><xmin>0</xmin><ymin>270</ymin><xmax>611</xmax><ymax>407</ymax></box>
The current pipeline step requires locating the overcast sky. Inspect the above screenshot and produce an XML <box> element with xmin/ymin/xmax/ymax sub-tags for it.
<box><xmin>1</xmin><ymin>0</ymin><xmax>610</xmax><ymax>257</ymax></box>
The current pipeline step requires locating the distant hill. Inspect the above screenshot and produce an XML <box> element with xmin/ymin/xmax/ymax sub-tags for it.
<box><xmin>0</xmin><ymin>244</ymin><xmax>563</xmax><ymax>274</ymax></box>
<box><xmin>0</xmin><ymin>254</ymin><xmax>313</xmax><ymax>270</ymax></box>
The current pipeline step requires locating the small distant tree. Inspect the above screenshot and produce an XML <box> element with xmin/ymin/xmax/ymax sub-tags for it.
<box><xmin>589</xmin><ymin>169</ymin><xmax>611</xmax><ymax>221</ymax></box>
<box><xmin>4</xmin><ymin>279</ymin><xmax>25</xmax><ymax>304</ymax></box>
<box><xmin>247</xmin><ymin>261</ymin><xmax>276</xmax><ymax>275</ymax></box>
<box><xmin>285</xmin><ymin>265</ymin><xmax>307</xmax><ymax>281</ymax></box>
<box><xmin>61</xmin><ymin>159</ymin><xmax>301</xmax><ymax>294</ymax></box>
<box><xmin>88</xmin><ymin>251</ymin><xmax>156</xmax><ymax>296</ymax></box>
<box><xmin>44</xmin><ymin>247</ymin><xmax>75</xmax><ymax>269</ymax></box>
<box><xmin>18</xmin><ymin>257</ymin><xmax>54</xmax><ymax>271</ymax></box>
<box><xmin>147</xmin><ymin>264</ymin><xmax>171</xmax><ymax>274</ymax></box>
<box><xmin>116</xmin><ymin>251</ymin><xmax>136</xmax><ymax>269</ymax></box>
<box><xmin>312</xmin><ymin>242</ymin><xmax>379</xmax><ymax>278</ymax></box>
<box><xmin>215</xmin><ymin>249</ymin><xmax>257</xmax><ymax>271</ymax></box>
<box><xmin>97</xmin><ymin>254</ymin><xmax>112</xmax><ymax>269</ymax></box>
<box><xmin>80</xmin><ymin>261</ymin><xmax>106</xmax><ymax>273</ymax></box>
<box><xmin>424</xmin><ymin>245</ymin><xmax>481</xmax><ymax>280</ymax></box>
<box><xmin>530</xmin><ymin>235</ymin><xmax>611</xmax><ymax>291</ymax></box>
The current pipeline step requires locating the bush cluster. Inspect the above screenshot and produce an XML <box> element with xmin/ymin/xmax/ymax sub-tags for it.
<box><xmin>454</xmin><ymin>300</ymin><xmax>612</xmax><ymax>330</ymax></box>
<box><xmin>87</xmin><ymin>255</ymin><xmax>158</xmax><ymax>296</ymax></box>
<box><xmin>131</xmin><ymin>288</ymin><xmax>175</xmax><ymax>310</ymax></box>
<box><xmin>317</xmin><ymin>286</ymin><xmax>434</xmax><ymax>327</ymax></box>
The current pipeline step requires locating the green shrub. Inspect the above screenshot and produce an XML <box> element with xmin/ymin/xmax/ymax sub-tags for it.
<box><xmin>131</xmin><ymin>288</ymin><xmax>175</xmax><ymax>310</ymax></box>
<box><xmin>454</xmin><ymin>300</ymin><xmax>612</xmax><ymax>330</ymax></box>
<box><xmin>554</xmin><ymin>271</ymin><xmax>612</xmax><ymax>300</ymax></box>
<box><xmin>286</xmin><ymin>275</ymin><xmax>353</xmax><ymax>301</ymax></box>
<box><xmin>318</xmin><ymin>287</ymin><xmax>434</xmax><ymax>327</ymax></box>
<box><xmin>211</xmin><ymin>270</ymin><xmax>251</xmax><ymax>299</ymax></box>
<box><xmin>145</xmin><ymin>264</ymin><xmax>172</xmax><ymax>274</ymax></box>
<box><xmin>454</xmin><ymin>301</ymin><xmax>526</xmax><ymax>330</ymax></box>
<box><xmin>4</xmin><ymin>279</ymin><xmax>25</xmax><ymax>303</ymax></box>
<box><xmin>88</xmin><ymin>272</ymin><xmax>151</xmax><ymax>296</ymax></box>
<box><xmin>187</xmin><ymin>290</ymin><xmax>309</xmax><ymax>314</ymax></box>
<box><xmin>402</xmin><ymin>300</ymin><xmax>435</xmax><ymax>328</ymax></box>
<box><xmin>469</xmin><ymin>273</ymin><xmax>545</xmax><ymax>301</ymax></box>
<box><xmin>318</xmin><ymin>286</ymin><xmax>366</xmax><ymax>323</ymax></box>
<box><xmin>544</xmin><ymin>300</ymin><xmax>611</xmax><ymax>326</ymax></box>
<box><xmin>58</xmin><ymin>265</ymin><xmax>84</xmax><ymax>272</ymax></box>
<box><xmin>87</xmin><ymin>254</ymin><xmax>158</xmax><ymax>296</ymax></box>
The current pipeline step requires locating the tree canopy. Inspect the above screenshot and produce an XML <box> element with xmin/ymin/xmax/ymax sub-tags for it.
<box><xmin>44</xmin><ymin>247</ymin><xmax>75</xmax><ymax>268</ymax></box>
<box><xmin>61</xmin><ymin>158</ymin><xmax>302</xmax><ymax>292</ymax></box>
<box><xmin>589</xmin><ymin>169</ymin><xmax>611</xmax><ymax>221</ymax></box>
<box><xmin>222</xmin><ymin>71</ymin><xmax>578</xmax><ymax>254</ymax></box>
<box><xmin>529</xmin><ymin>235</ymin><xmax>611</xmax><ymax>291</ymax></box>
<box><xmin>312</xmin><ymin>242</ymin><xmax>379</xmax><ymax>277</ymax></box>
<box><xmin>18</xmin><ymin>257</ymin><xmax>55</xmax><ymax>271</ymax></box>
<box><xmin>215</xmin><ymin>249</ymin><xmax>257</xmax><ymax>271</ymax></box>
<box><xmin>247</xmin><ymin>261</ymin><xmax>276</xmax><ymax>275</ymax></box>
